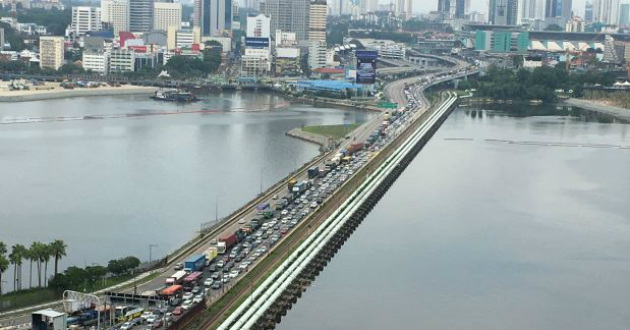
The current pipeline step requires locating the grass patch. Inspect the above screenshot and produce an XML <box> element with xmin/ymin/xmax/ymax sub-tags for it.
<box><xmin>0</xmin><ymin>273</ymin><xmax>141</xmax><ymax>313</ymax></box>
<box><xmin>0</xmin><ymin>288</ymin><xmax>60</xmax><ymax>312</ymax></box>
<box><xmin>302</xmin><ymin>124</ymin><xmax>362</xmax><ymax>140</ymax></box>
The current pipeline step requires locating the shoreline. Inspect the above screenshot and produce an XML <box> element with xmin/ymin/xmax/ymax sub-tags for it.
<box><xmin>285</xmin><ymin>127</ymin><xmax>329</xmax><ymax>148</ymax></box>
<box><xmin>0</xmin><ymin>86</ymin><xmax>158</xmax><ymax>102</ymax></box>
<box><xmin>563</xmin><ymin>98</ymin><xmax>630</xmax><ymax>121</ymax></box>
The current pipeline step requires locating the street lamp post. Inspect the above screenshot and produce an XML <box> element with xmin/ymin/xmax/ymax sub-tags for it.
<box><xmin>260</xmin><ymin>167</ymin><xmax>266</xmax><ymax>194</ymax></box>
<box><xmin>149</xmin><ymin>244</ymin><xmax>158</xmax><ymax>265</ymax></box>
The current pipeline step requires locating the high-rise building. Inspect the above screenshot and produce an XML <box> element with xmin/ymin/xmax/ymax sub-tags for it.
<box><xmin>585</xmin><ymin>1</ymin><xmax>594</xmax><ymax>21</ymax></box>
<box><xmin>562</xmin><ymin>0</ymin><xmax>572</xmax><ymax>20</ymax></box>
<box><xmin>71</xmin><ymin>6</ymin><xmax>101</xmax><ymax>36</ymax></box>
<box><xmin>39</xmin><ymin>36</ymin><xmax>64</xmax><ymax>70</ymax></box>
<box><xmin>246</xmin><ymin>13</ymin><xmax>271</xmax><ymax>38</ymax></box>
<box><xmin>194</xmin><ymin>0</ymin><xmax>230</xmax><ymax>36</ymax></box>
<box><xmin>309</xmin><ymin>0</ymin><xmax>326</xmax><ymax>42</ymax></box>
<box><xmin>154</xmin><ymin>2</ymin><xmax>181</xmax><ymax>31</ymax></box>
<box><xmin>455</xmin><ymin>0</ymin><xmax>467</xmax><ymax>18</ymax></box>
<box><xmin>489</xmin><ymin>0</ymin><xmax>518</xmax><ymax>25</ymax></box>
<box><xmin>619</xmin><ymin>3</ymin><xmax>629</xmax><ymax>25</ymax></box>
<box><xmin>593</xmin><ymin>0</ymin><xmax>620</xmax><ymax>24</ymax></box>
<box><xmin>521</xmin><ymin>0</ymin><xmax>537</xmax><ymax>19</ymax></box>
<box><xmin>129</xmin><ymin>0</ymin><xmax>154</xmax><ymax>32</ymax></box>
<box><xmin>308</xmin><ymin>39</ymin><xmax>326</xmax><ymax>69</ymax></box>
<box><xmin>167</xmin><ymin>26</ymin><xmax>201</xmax><ymax>49</ymax></box>
<box><xmin>0</xmin><ymin>28</ymin><xmax>5</xmax><ymax>51</ymax></box>
<box><xmin>259</xmin><ymin>0</ymin><xmax>310</xmax><ymax>45</ymax></box>
<box><xmin>545</xmin><ymin>0</ymin><xmax>559</xmax><ymax>17</ymax></box>
<box><xmin>101</xmin><ymin>0</ymin><xmax>129</xmax><ymax>34</ymax></box>
<box><xmin>545</xmin><ymin>0</ymin><xmax>572</xmax><ymax>20</ymax></box>
<box><xmin>438</xmin><ymin>0</ymin><xmax>451</xmax><ymax>17</ymax></box>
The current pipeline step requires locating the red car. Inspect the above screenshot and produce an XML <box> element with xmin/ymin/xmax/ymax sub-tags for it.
<box><xmin>173</xmin><ymin>307</ymin><xmax>183</xmax><ymax>316</ymax></box>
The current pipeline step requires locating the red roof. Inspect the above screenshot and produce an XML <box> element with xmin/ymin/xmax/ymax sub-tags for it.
<box><xmin>119</xmin><ymin>31</ymin><xmax>136</xmax><ymax>47</ymax></box>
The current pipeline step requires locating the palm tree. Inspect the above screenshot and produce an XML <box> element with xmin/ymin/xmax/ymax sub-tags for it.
<box><xmin>27</xmin><ymin>244</ymin><xmax>36</xmax><ymax>288</ymax></box>
<box><xmin>43</xmin><ymin>243</ymin><xmax>52</xmax><ymax>287</ymax></box>
<box><xmin>13</xmin><ymin>244</ymin><xmax>26</xmax><ymax>290</ymax></box>
<box><xmin>0</xmin><ymin>242</ymin><xmax>7</xmax><ymax>294</ymax></box>
<box><xmin>9</xmin><ymin>246</ymin><xmax>21</xmax><ymax>291</ymax></box>
<box><xmin>0</xmin><ymin>255</ymin><xmax>8</xmax><ymax>295</ymax></box>
<box><xmin>49</xmin><ymin>240</ymin><xmax>67</xmax><ymax>275</ymax></box>
<box><xmin>31</xmin><ymin>241</ymin><xmax>46</xmax><ymax>287</ymax></box>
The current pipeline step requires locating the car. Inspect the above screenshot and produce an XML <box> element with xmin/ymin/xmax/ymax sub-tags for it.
<box><xmin>150</xmin><ymin>320</ymin><xmax>164</xmax><ymax>329</ymax></box>
<box><xmin>272</xmin><ymin>194</ymin><xmax>278</xmax><ymax>199</ymax></box>
<box><xmin>229</xmin><ymin>270</ymin><xmax>240</xmax><ymax>278</ymax></box>
<box><xmin>181</xmin><ymin>299</ymin><xmax>193</xmax><ymax>310</ymax></box>
<box><xmin>120</xmin><ymin>323</ymin><xmax>133</xmax><ymax>330</ymax></box>
<box><xmin>193</xmin><ymin>295</ymin><xmax>204</xmax><ymax>303</ymax></box>
<box><xmin>146</xmin><ymin>315</ymin><xmax>158</xmax><ymax>325</ymax></box>
<box><xmin>140</xmin><ymin>311</ymin><xmax>153</xmax><ymax>320</ymax></box>
<box><xmin>216</xmin><ymin>260</ymin><xmax>225</xmax><ymax>268</ymax></box>
<box><xmin>170</xmin><ymin>298</ymin><xmax>182</xmax><ymax>307</ymax></box>
<box><xmin>238</xmin><ymin>263</ymin><xmax>248</xmax><ymax>271</ymax></box>
<box><xmin>222</xmin><ymin>276</ymin><xmax>231</xmax><ymax>283</ymax></box>
<box><xmin>211</xmin><ymin>281</ymin><xmax>223</xmax><ymax>290</ymax></box>
<box><xmin>208</xmin><ymin>263</ymin><xmax>217</xmax><ymax>272</ymax></box>
<box><xmin>174</xmin><ymin>263</ymin><xmax>183</xmax><ymax>270</ymax></box>
<box><xmin>183</xmin><ymin>292</ymin><xmax>193</xmax><ymax>300</ymax></box>
<box><xmin>310</xmin><ymin>202</ymin><xmax>318</xmax><ymax>208</ymax></box>
<box><xmin>238</xmin><ymin>218</ymin><xmax>246</xmax><ymax>224</ymax></box>
<box><xmin>204</xmin><ymin>278</ymin><xmax>213</xmax><ymax>286</ymax></box>
<box><xmin>211</xmin><ymin>271</ymin><xmax>221</xmax><ymax>280</ymax></box>
<box><xmin>172</xmin><ymin>307</ymin><xmax>183</xmax><ymax>316</ymax></box>
<box><xmin>130</xmin><ymin>318</ymin><xmax>143</xmax><ymax>326</ymax></box>
<box><xmin>280</xmin><ymin>209</ymin><xmax>289</xmax><ymax>215</ymax></box>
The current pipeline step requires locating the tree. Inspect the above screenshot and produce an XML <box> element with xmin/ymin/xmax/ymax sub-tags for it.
<box><xmin>9</xmin><ymin>245</ymin><xmax>22</xmax><ymax>291</ymax></box>
<box><xmin>43</xmin><ymin>243</ymin><xmax>52</xmax><ymax>287</ymax></box>
<box><xmin>59</xmin><ymin>64</ymin><xmax>84</xmax><ymax>74</ymax></box>
<box><xmin>0</xmin><ymin>255</ymin><xmax>8</xmax><ymax>295</ymax></box>
<box><xmin>544</xmin><ymin>24</ymin><xmax>563</xmax><ymax>31</ymax></box>
<box><xmin>50</xmin><ymin>239</ymin><xmax>67</xmax><ymax>275</ymax></box>
<box><xmin>31</xmin><ymin>241</ymin><xmax>47</xmax><ymax>287</ymax></box>
<box><xmin>26</xmin><ymin>245</ymin><xmax>36</xmax><ymax>288</ymax></box>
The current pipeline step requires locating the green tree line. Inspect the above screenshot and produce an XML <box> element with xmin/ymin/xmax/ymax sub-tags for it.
<box><xmin>0</xmin><ymin>240</ymin><xmax>66</xmax><ymax>294</ymax></box>
<box><xmin>48</xmin><ymin>256</ymin><xmax>140</xmax><ymax>292</ymax></box>
<box><xmin>459</xmin><ymin>65</ymin><xmax>618</xmax><ymax>102</ymax></box>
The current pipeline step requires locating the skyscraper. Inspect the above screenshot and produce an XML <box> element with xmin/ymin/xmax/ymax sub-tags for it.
<box><xmin>585</xmin><ymin>1</ymin><xmax>594</xmax><ymax>22</ymax></box>
<box><xmin>562</xmin><ymin>0</ymin><xmax>572</xmax><ymax>20</ymax></box>
<box><xmin>101</xmin><ymin>0</ymin><xmax>129</xmax><ymax>34</ymax></box>
<box><xmin>309</xmin><ymin>0</ymin><xmax>326</xmax><ymax>42</ymax></box>
<box><xmin>259</xmin><ymin>0</ymin><xmax>310</xmax><ymax>45</ymax></box>
<box><xmin>129</xmin><ymin>0</ymin><xmax>154</xmax><ymax>32</ymax></box>
<box><xmin>619</xmin><ymin>3</ymin><xmax>629</xmax><ymax>25</ymax></box>
<box><xmin>194</xmin><ymin>0</ymin><xmax>230</xmax><ymax>36</ymax></box>
<box><xmin>438</xmin><ymin>0</ymin><xmax>451</xmax><ymax>16</ymax></box>
<box><xmin>489</xmin><ymin>0</ymin><xmax>518</xmax><ymax>25</ymax></box>
<box><xmin>154</xmin><ymin>2</ymin><xmax>181</xmax><ymax>31</ymax></box>
<box><xmin>455</xmin><ymin>0</ymin><xmax>467</xmax><ymax>18</ymax></box>
<box><xmin>593</xmin><ymin>0</ymin><xmax>620</xmax><ymax>24</ymax></box>
<box><xmin>71</xmin><ymin>6</ymin><xmax>101</xmax><ymax>36</ymax></box>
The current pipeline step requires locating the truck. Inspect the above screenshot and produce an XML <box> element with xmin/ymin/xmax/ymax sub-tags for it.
<box><xmin>324</xmin><ymin>159</ymin><xmax>337</xmax><ymax>171</ymax></box>
<box><xmin>307</xmin><ymin>167</ymin><xmax>320</xmax><ymax>179</ymax></box>
<box><xmin>165</xmin><ymin>270</ymin><xmax>187</xmax><ymax>285</ymax></box>
<box><xmin>288</xmin><ymin>178</ymin><xmax>298</xmax><ymax>192</ymax></box>
<box><xmin>204</xmin><ymin>247</ymin><xmax>218</xmax><ymax>265</ymax></box>
<box><xmin>184</xmin><ymin>254</ymin><xmax>207</xmax><ymax>272</ymax></box>
<box><xmin>292</xmin><ymin>182</ymin><xmax>305</xmax><ymax>194</ymax></box>
<box><xmin>348</xmin><ymin>142</ymin><xmax>363</xmax><ymax>154</ymax></box>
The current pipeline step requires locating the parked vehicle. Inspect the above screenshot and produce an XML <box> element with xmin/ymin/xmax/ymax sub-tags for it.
<box><xmin>184</xmin><ymin>254</ymin><xmax>207</xmax><ymax>272</ymax></box>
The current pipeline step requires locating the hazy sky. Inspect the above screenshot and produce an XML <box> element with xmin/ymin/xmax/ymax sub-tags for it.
<box><xmin>389</xmin><ymin>0</ymin><xmax>591</xmax><ymax>17</ymax></box>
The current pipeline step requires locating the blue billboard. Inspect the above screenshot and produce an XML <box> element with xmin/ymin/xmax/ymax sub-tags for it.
<box><xmin>244</xmin><ymin>37</ymin><xmax>270</xmax><ymax>48</ymax></box>
<box><xmin>355</xmin><ymin>50</ymin><xmax>378</xmax><ymax>84</ymax></box>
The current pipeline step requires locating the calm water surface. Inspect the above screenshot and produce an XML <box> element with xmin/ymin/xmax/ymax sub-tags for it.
<box><xmin>0</xmin><ymin>92</ymin><xmax>370</xmax><ymax>283</ymax></box>
<box><xmin>277</xmin><ymin>104</ymin><xmax>630</xmax><ymax>330</ymax></box>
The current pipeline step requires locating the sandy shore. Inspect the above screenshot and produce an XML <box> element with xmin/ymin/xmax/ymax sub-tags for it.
<box><xmin>0</xmin><ymin>83</ymin><xmax>157</xmax><ymax>102</ymax></box>
<box><xmin>564</xmin><ymin>98</ymin><xmax>630</xmax><ymax>121</ymax></box>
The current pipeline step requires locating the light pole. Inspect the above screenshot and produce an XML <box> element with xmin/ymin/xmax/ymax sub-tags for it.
<box><xmin>260</xmin><ymin>167</ymin><xmax>266</xmax><ymax>194</ymax></box>
<box><xmin>149</xmin><ymin>244</ymin><xmax>158</xmax><ymax>265</ymax></box>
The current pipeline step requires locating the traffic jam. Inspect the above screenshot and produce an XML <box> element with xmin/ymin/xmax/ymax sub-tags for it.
<box><xmin>115</xmin><ymin>87</ymin><xmax>426</xmax><ymax>328</ymax></box>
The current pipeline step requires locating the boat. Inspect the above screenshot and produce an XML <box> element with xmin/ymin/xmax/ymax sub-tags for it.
<box><xmin>151</xmin><ymin>89</ymin><xmax>199</xmax><ymax>103</ymax></box>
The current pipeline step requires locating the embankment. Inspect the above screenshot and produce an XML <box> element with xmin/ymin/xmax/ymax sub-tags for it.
<box><xmin>0</xmin><ymin>86</ymin><xmax>157</xmax><ymax>102</ymax></box>
<box><xmin>564</xmin><ymin>98</ymin><xmax>630</xmax><ymax>121</ymax></box>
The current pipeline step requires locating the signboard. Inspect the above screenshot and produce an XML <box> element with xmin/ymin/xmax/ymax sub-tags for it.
<box><xmin>244</xmin><ymin>37</ymin><xmax>270</xmax><ymax>48</ymax></box>
<box><xmin>355</xmin><ymin>50</ymin><xmax>378</xmax><ymax>84</ymax></box>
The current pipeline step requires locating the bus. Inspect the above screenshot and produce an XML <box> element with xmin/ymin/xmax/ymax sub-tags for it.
<box><xmin>165</xmin><ymin>270</ymin><xmax>188</xmax><ymax>286</ymax></box>
<box><xmin>115</xmin><ymin>306</ymin><xmax>143</xmax><ymax>323</ymax></box>
<box><xmin>182</xmin><ymin>271</ymin><xmax>203</xmax><ymax>290</ymax></box>
<box><xmin>255</xmin><ymin>203</ymin><xmax>270</xmax><ymax>215</ymax></box>
<box><xmin>159</xmin><ymin>284</ymin><xmax>183</xmax><ymax>301</ymax></box>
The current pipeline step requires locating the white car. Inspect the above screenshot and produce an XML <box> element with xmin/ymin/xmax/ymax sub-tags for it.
<box><xmin>140</xmin><ymin>312</ymin><xmax>153</xmax><ymax>320</ymax></box>
<box><xmin>120</xmin><ymin>323</ymin><xmax>133</xmax><ymax>330</ymax></box>
<box><xmin>203</xmin><ymin>278</ymin><xmax>213</xmax><ymax>286</ymax></box>
<box><xmin>280</xmin><ymin>209</ymin><xmax>289</xmax><ymax>215</ymax></box>
<box><xmin>310</xmin><ymin>202</ymin><xmax>318</xmax><ymax>209</ymax></box>
<box><xmin>145</xmin><ymin>315</ymin><xmax>158</xmax><ymax>325</ymax></box>
<box><xmin>183</xmin><ymin>292</ymin><xmax>194</xmax><ymax>300</ymax></box>
<box><xmin>192</xmin><ymin>295</ymin><xmax>204</xmax><ymax>303</ymax></box>
<box><xmin>181</xmin><ymin>299</ymin><xmax>194</xmax><ymax>310</ymax></box>
<box><xmin>229</xmin><ymin>270</ymin><xmax>240</xmax><ymax>278</ymax></box>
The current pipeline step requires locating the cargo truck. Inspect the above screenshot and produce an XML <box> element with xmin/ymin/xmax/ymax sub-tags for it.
<box><xmin>204</xmin><ymin>247</ymin><xmax>218</xmax><ymax>265</ymax></box>
<box><xmin>218</xmin><ymin>234</ymin><xmax>238</xmax><ymax>253</ymax></box>
<box><xmin>184</xmin><ymin>254</ymin><xmax>207</xmax><ymax>272</ymax></box>
<box><xmin>288</xmin><ymin>178</ymin><xmax>298</xmax><ymax>192</ymax></box>
<box><xmin>348</xmin><ymin>142</ymin><xmax>363</xmax><ymax>154</ymax></box>
<box><xmin>307</xmin><ymin>167</ymin><xmax>320</xmax><ymax>179</ymax></box>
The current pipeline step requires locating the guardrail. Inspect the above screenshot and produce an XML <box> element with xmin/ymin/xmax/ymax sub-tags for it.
<box><xmin>217</xmin><ymin>93</ymin><xmax>458</xmax><ymax>330</ymax></box>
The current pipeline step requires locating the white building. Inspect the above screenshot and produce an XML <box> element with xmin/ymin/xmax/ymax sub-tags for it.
<box><xmin>101</xmin><ymin>0</ymin><xmax>129</xmax><ymax>35</ymax></box>
<box><xmin>275</xmin><ymin>29</ymin><xmax>296</xmax><ymax>47</ymax></box>
<box><xmin>82</xmin><ymin>52</ymin><xmax>109</xmax><ymax>74</ymax></box>
<box><xmin>309</xmin><ymin>0</ymin><xmax>327</xmax><ymax>42</ymax></box>
<box><xmin>308</xmin><ymin>40</ymin><xmax>327</xmax><ymax>69</ymax></box>
<box><xmin>246</xmin><ymin>13</ymin><xmax>270</xmax><ymax>38</ymax></box>
<box><xmin>167</xmin><ymin>26</ymin><xmax>201</xmax><ymax>49</ymax></box>
<box><xmin>109</xmin><ymin>49</ymin><xmax>135</xmax><ymax>72</ymax></box>
<box><xmin>593</xmin><ymin>0</ymin><xmax>620</xmax><ymax>25</ymax></box>
<box><xmin>203</xmin><ymin>36</ymin><xmax>232</xmax><ymax>51</ymax></box>
<box><xmin>71</xmin><ymin>6</ymin><xmax>101</xmax><ymax>36</ymax></box>
<box><xmin>154</xmin><ymin>2</ymin><xmax>181</xmax><ymax>31</ymax></box>
<box><xmin>39</xmin><ymin>36</ymin><xmax>64</xmax><ymax>70</ymax></box>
